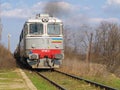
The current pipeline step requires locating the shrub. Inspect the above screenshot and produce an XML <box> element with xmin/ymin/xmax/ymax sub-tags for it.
<box><xmin>0</xmin><ymin>44</ymin><xmax>16</xmax><ymax>69</ymax></box>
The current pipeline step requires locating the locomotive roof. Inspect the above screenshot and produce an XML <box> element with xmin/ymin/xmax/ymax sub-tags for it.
<box><xmin>26</xmin><ymin>14</ymin><xmax>62</xmax><ymax>23</ymax></box>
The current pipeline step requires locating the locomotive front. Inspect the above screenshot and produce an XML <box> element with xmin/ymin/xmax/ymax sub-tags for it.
<box><xmin>21</xmin><ymin>14</ymin><xmax>64</xmax><ymax>68</ymax></box>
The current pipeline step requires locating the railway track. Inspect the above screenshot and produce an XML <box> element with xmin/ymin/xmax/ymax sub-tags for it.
<box><xmin>36</xmin><ymin>71</ymin><xmax>66</xmax><ymax>90</ymax></box>
<box><xmin>35</xmin><ymin>70</ymin><xmax>117</xmax><ymax>90</ymax></box>
<box><xmin>54</xmin><ymin>70</ymin><xmax>117</xmax><ymax>90</ymax></box>
<box><xmin>16</xmin><ymin>60</ymin><xmax>117</xmax><ymax>90</ymax></box>
<box><xmin>16</xmin><ymin>57</ymin><xmax>117</xmax><ymax>89</ymax></box>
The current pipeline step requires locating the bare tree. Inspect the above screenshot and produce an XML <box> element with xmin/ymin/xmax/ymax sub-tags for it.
<box><xmin>92</xmin><ymin>21</ymin><xmax>120</xmax><ymax>72</ymax></box>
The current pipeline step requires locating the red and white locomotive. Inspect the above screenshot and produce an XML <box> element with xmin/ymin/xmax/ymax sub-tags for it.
<box><xmin>17</xmin><ymin>14</ymin><xmax>64</xmax><ymax>68</ymax></box>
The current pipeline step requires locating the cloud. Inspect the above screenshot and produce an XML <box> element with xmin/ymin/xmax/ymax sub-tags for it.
<box><xmin>1</xmin><ymin>1</ymin><xmax>46</xmax><ymax>18</ymax></box>
<box><xmin>90</xmin><ymin>17</ymin><xmax>119</xmax><ymax>23</ymax></box>
<box><xmin>107</xmin><ymin>0</ymin><xmax>120</xmax><ymax>5</ymax></box>
<box><xmin>64</xmin><ymin>14</ymin><xmax>90</xmax><ymax>28</ymax></box>
<box><xmin>83</xmin><ymin>6</ymin><xmax>91</xmax><ymax>11</ymax></box>
<box><xmin>1</xmin><ymin>1</ymin><xmax>74</xmax><ymax>19</ymax></box>
<box><xmin>2</xmin><ymin>8</ymin><xmax>32</xmax><ymax>18</ymax></box>
<box><xmin>2</xmin><ymin>1</ymin><xmax>118</xmax><ymax>27</ymax></box>
<box><xmin>1</xmin><ymin>2</ymin><xmax>32</xmax><ymax>18</ymax></box>
<box><xmin>1</xmin><ymin>2</ymin><xmax>12</xmax><ymax>10</ymax></box>
<box><xmin>103</xmin><ymin>0</ymin><xmax>120</xmax><ymax>15</ymax></box>
<box><xmin>32</xmin><ymin>2</ymin><xmax>45</xmax><ymax>13</ymax></box>
<box><xmin>65</xmin><ymin>16</ymin><xmax>119</xmax><ymax>26</ymax></box>
<box><xmin>64</xmin><ymin>15</ymin><xmax>119</xmax><ymax>29</ymax></box>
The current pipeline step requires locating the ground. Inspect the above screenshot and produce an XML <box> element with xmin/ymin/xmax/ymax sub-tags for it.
<box><xmin>0</xmin><ymin>68</ymin><xmax>37</xmax><ymax>90</ymax></box>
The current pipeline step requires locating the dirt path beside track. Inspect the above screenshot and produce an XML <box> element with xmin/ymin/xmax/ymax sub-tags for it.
<box><xmin>0</xmin><ymin>68</ymin><xmax>37</xmax><ymax>90</ymax></box>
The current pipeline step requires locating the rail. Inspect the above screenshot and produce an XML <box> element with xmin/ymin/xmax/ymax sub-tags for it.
<box><xmin>54</xmin><ymin>70</ymin><xmax>117</xmax><ymax>90</ymax></box>
<box><xmin>36</xmin><ymin>71</ymin><xmax>66</xmax><ymax>90</ymax></box>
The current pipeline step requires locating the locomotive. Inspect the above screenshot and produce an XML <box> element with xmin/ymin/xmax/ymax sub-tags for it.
<box><xmin>15</xmin><ymin>14</ymin><xmax>64</xmax><ymax>69</ymax></box>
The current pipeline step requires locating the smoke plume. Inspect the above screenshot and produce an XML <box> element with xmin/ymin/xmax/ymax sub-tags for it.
<box><xmin>43</xmin><ymin>1</ymin><xmax>71</xmax><ymax>17</ymax></box>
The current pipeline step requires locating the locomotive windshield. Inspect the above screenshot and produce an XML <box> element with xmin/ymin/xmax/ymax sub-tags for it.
<box><xmin>47</xmin><ymin>23</ymin><xmax>60</xmax><ymax>35</ymax></box>
<box><xmin>29</xmin><ymin>23</ymin><xmax>43</xmax><ymax>35</ymax></box>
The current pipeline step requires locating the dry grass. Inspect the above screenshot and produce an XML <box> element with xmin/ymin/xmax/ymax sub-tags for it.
<box><xmin>63</xmin><ymin>51</ymin><xmax>120</xmax><ymax>79</ymax></box>
<box><xmin>0</xmin><ymin>44</ymin><xmax>16</xmax><ymax>69</ymax></box>
<box><xmin>114</xmin><ymin>66</ymin><xmax>120</xmax><ymax>77</ymax></box>
<box><xmin>60</xmin><ymin>57</ymin><xmax>110</xmax><ymax>78</ymax></box>
<box><xmin>61</xmin><ymin>49</ymin><xmax>115</xmax><ymax>78</ymax></box>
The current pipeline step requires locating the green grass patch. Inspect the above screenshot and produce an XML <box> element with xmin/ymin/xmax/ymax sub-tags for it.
<box><xmin>85</xmin><ymin>74</ymin><xmax>120</xmax><ymax>89</ymax></box>
<box><xmin>41</xmin><ymin>72</ymin><xmax>99</xmax><ymax>90</ymax></box>
<box><xmin>25</xmin><ymin>70</ymin><xmax>56</xmax><ymax>90</ymax></box>
<box><xmin>0</xmin><ymin>69</ymin><xmax>27</xmax><ymax>90</ymax></box>
<box><xmin>0</xmin><ymin>69</ymin><xmax>21</xmax><ymax>79</ymax></box>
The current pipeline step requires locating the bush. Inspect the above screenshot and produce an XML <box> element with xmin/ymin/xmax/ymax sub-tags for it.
<box><xmin>0</xmin><ymin>44</ymin><xmax>16</xmax><ymax>69</ymax></box>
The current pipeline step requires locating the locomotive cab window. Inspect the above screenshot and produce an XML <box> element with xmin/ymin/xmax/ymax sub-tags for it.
<box><xmin>47</xmin><ymin>23</ymin><xmax>60</xmax><ymax>35</ymax></box>
<box><xmin>29</xmin><ymin>23</ymin><xmax>43</xmax><ymax>35</ymax></box>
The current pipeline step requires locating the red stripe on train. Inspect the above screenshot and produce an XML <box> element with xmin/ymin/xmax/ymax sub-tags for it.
<box><xmin>31</xmin><ymin>49</ymin><xmax>61</xmax><ymax>59</ymax></box>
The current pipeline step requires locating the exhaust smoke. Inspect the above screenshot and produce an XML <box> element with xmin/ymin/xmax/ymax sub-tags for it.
<box><xmin>43</xmin><ymin>1</ymin><xmax>71</xmax><ymax>17</ymax></box>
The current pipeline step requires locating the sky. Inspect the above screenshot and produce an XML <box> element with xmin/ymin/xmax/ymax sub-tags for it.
<box><xmin>1</xmin><ymin>0</ymin><xmax>120</xmax><ymax>52</ymax></box>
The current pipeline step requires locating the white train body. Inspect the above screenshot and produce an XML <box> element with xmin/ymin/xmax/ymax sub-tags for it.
<box><xmin>18</xmin><ymin>14</ymin><xmax>64</xmax><ymax>68</ymax></box>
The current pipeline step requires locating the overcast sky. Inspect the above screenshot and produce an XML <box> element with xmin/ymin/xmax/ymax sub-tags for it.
<box><xmin>1</xmin><ymin>0</ymin><xmax>120</xmax><ymax>52</ymax></box>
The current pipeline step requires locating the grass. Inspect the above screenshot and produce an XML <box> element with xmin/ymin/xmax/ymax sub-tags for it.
<box><xmin>85</xmin><ymin>74</ymin><xmax>120</xmax><ymax>89</ymax></box>
<box><xmin>0</xmin><ymin>44</ymin><xmax>16</xmax><ymax>70</ymax></box>
<box><xmin>0</xmin><ymin>69</ymin><xmax>27</xmax><ymax>90</ymax></box>
<box><xmin>0</xmin><ymin>44</ymin><xmax>27</xmax><ymax>90</ymax></box>
<box><xmin>25</xmin><ymin>70</ymin><xmax>57</xmax><ymax>90</ymax></box>
<box><xmin>41</xmin><ymin>71</ymin><xmax>100</xmax><ymax>90</ymax></box>
<box><xmin>60</xmin><ymin>57</ymin><xmax>120</xmax><ymax>89</ymax></box>
<box><xmin>0</xmin><ymin>69</ymin><xmax>21</xmax><ymax>78</ymax></box>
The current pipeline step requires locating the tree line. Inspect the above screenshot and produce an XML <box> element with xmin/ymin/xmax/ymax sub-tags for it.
<box><xmin>64</xmin><ymin>21</ymin><xmax>120</xmax><ymax>73</ymax></box>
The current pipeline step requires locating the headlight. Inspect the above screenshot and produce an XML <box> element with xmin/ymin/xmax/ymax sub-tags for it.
<box><xmin>55</xmin><ymin>54</ymin><xmax>63</xmax><ymax>60</ymax></box>
<box><xmin>29</xmin><ymin>54</ymin><xmax>39</xmax><ymax>60</ymax></box>
<box><xmin>42</xmin><ymin>18</ymin><xmax>49</xmax><ymax>22</ymax></box>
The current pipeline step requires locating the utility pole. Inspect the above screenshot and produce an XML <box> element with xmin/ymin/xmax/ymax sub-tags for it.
<box><xmin>8</xmin><ymin>34</ymin><xmax>11</xmax><ymax>52</ymax></box>
<box><xmin>0</xmin><ymin>19</ymin><xmax>2</xmax><ymax>41</ymax></box>
<box><xmin>0</xmin><ymin>0</ymin><xmax>2</xmax><ymax>41</ymax></box>
<box><xmin>86</xmin><ymin>33</ymin><xmax>93</xmax><ymax>70</ymax></box>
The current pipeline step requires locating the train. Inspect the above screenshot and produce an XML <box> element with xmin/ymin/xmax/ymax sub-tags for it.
<box><xmin>14</xmin><ymin>14</ymin><xmax>64</xmax><ymax>69</ymax></box>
